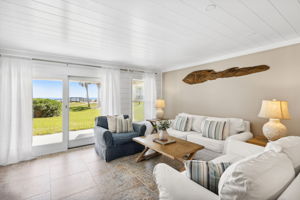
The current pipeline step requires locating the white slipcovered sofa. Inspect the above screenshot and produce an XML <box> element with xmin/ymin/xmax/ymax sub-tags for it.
<box><xmin>154</xmin><ymin>137</ymin><xmax>300</xmax><ymax>200</ymax></box>
<box><xmin>167</xmin><ymin>113</ymin><xmax>253</xmax><ymax>159</ymax></box>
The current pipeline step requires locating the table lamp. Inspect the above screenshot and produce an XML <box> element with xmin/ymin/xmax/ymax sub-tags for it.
<box><xmin>156</xmin><ymin>99</ymin><xmax>165</xmax><ymax>119</ymax></box>
<box><xmin>258</xmin><ymin>99</ymin><xmax>291</xmax><ymax>141</ymax></box>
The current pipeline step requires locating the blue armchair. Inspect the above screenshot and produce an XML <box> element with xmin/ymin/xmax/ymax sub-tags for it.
<box><xmin>94</xmin><ymin>115</ymin><xmax>146</xmax><ymax>162</ymax></box>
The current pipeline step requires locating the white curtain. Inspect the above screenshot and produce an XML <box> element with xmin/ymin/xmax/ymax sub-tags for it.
<box><xmin>0</xmin><ymin>57</ymin><xmax>33</xmax><ymax>166</ymax></box>
<box><xmin>143</xmin><ymin>73</ymin><xmax>157</xmax><ymax>119</ymax></box>
<box><xmin>101</xmin><ymin>68</ymin><xmax>121</xmax><ymax>116</ymax></box>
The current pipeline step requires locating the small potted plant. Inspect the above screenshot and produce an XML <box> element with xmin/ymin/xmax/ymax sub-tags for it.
<box><xmin>157</xmin><ymin>120</ymin><xmax>171</xmax><ymax>141</ymax></box>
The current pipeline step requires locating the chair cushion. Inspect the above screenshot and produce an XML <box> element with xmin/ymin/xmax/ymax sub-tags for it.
<box><xmin>187</xmin><ymin>133</ymin><xmax>225</xmax><ymax>153</ymax></box>
<box><xmin>112</xmin><ymin>131</ymin><xmax>139</xmax><ymax>145</ymax></box>
<box><xmin>167</xmin><ymin>128</ymin><xmax>195</xmax><ymax>140</ymax></box>
<box><xmin>218</xmin><ymin>151</ymin><xmax>295</xmax><ymax>200</ymax></box>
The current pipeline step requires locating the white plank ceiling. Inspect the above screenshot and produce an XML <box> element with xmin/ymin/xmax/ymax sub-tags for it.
<box><xmin>0</xmin><ymin>0</ymin><xmax>300</xmax><ymax>71</ymax></box>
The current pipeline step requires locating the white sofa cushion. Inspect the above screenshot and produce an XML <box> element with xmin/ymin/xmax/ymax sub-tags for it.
<box><xmin>218</xmin><ymin>151</ymin><xmax>295</xmax><ymax>200</ymax></box>
<box><xmin>187</xmin><ymin>133</ymin><xmax>225</xmax><ymax>153</ymax></box>
<box><xmin>278</xmin><ymin>173</ymin><xmax>300</xmax><ymax>200</ymax></box>
<box><xmin>167</xmin><ymin>128</ymin><xmax>195</xmax><ymax>140</ymax></box>
<box><xmin>211</xmin><ymin>154</ymin><xmax>243</xmax><ymax>164</ymax></box>
<box><xmin>265</xmin><ymin>136</ymin><xmax>300</xmax><ymax>174</ymax></box>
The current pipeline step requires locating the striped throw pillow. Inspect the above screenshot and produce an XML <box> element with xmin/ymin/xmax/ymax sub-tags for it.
<box><xmin>185</xmin><ymin>160</ymin><xmax>231</xmax><ymax>194</ymax></box>
<box><xmin>172</xmin><ymin>115</ymin><xmax>188</xmax><ymax>131</ymax></box>
<box><xmin>116</xmin><ymin>116</ymin><xmax>133</xmax><ymax>133</ymax></box>
<box><xmin>202</xmin><ymin>120</ymin><xmax>227</xmax><ymax>140</ymax></box>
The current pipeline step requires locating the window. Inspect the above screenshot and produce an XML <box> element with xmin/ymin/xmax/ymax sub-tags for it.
<box><xmin>132</xmin><ymin>79</ymin><xmax>144</xmax><ymax>121</ymax></box>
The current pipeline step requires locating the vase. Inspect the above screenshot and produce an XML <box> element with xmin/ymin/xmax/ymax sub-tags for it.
<box><xmin>159</xmin><ymin>130</ymin><xmax>168</xmax><ymax>141</ymax></box>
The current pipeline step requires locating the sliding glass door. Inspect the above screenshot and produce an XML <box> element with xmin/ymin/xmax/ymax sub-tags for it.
<box><xmin>68</xmin><ymin>77</ymin><xmax>101</xmax><ymax>148</ymax></box>
<box><xmin>32</xmin><ymin>75</ymin><xmax>101</xmax><ymax>155</ymax></box>
<box><xmin>32</xmin><ymin>77</ymin><xmax>69</xmax><ymax>156</ymax></box>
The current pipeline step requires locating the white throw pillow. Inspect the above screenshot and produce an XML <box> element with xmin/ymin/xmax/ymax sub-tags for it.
<box><xmin>191</xmin><ymin>115</ymin><xmax>207</xmax><ymax>132</ymax></box>
<box><xmin>228</xmin><ymin>118</ymin><xmax>245</xmax><ymax>135</ymax></box>
<box><xmin>265</xmin><ymin>136</ymin><xmax>300</xmax><ymax>173</ymax></box>
<box><xmin>218</xmin><ymin>151</ymin><xmax>295</xmax><ymax>200</ymax></box>
<box><xmin>107</xmin><ymin>116</ymin><xmax>117</xmax><ymax>133</ymax></box>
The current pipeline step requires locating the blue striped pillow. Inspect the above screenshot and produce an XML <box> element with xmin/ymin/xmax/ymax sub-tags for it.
<box><xmin>172</xmin><ymin>116</ymin><xmax>188</xmax><ymax>131</ymax></box>
<box><xmin>185</xmin><ymin>160</ymin><xmax>231</xmax><ymax>194</ymax></box>
<box><xmin>202</xmin><ymin>120</ymin><xmax>227</xmax><ymax>140</ymax></box>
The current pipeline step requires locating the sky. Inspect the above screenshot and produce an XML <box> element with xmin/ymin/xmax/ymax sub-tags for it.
<box><xmin>33</xmin><ymin>80</ymin><xmax>99</xmax><ymax>99</ymax></box>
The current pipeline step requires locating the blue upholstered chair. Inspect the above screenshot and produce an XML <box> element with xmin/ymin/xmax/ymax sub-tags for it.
<box><xmin>94</xmin><ymin>115</ymin><xmax>146</xmax><ymax>162</ymax></box>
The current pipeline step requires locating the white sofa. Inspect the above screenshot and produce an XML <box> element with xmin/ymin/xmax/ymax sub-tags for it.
<box><xmin>154</xmin><ymin>139</ymin><xmax>300</xmax><ymax>200</ymax></box>
<box><xmin>167</xmin><ymin>113</ymin><xmax>253</xmax><ymax>159</ymax></box>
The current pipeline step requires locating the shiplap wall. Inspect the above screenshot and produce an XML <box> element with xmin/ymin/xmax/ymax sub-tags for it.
<box><xmin>120</xmin><ymin>71</ymin><xmax>162</xmax><ymax>116</ymax></box>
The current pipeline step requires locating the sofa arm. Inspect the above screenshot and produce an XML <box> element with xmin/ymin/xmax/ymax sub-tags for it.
<box><xmin>226</xmin><ymin>131</ymin><xmax>253</xmax><ymax>142</ymax></box>
<box><xmin>132</xmin><ymin>123</ymin><xmax>146</xmax><ymax>136</ymax></box>
<box><xmin>94</xmin><ymin>126</ymin><xmax>113</xmax><ymax>147</ymax></box>
<box><xmin>153</xmin><ymin>163</ymin><xmax>219</xmax><ymax>200</ymax></box>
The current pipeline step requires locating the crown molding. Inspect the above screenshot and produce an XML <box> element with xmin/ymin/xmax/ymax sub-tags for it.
<box><xmin>162</xmin><ymin>37</ymin><xmax>300</xmax><ymax>73</ymax></box>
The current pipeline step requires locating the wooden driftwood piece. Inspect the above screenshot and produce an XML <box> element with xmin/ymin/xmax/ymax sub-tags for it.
<box><xmin>182</xmin><ymin>65</ymin><xmax>270</xmax><ymax>85</ymax></box>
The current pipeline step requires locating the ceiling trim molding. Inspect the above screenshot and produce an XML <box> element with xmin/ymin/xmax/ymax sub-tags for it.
<box><xmin>0</xmin><ymin>48</ymin><xmax>161</xmax><ymax>73</ymax></box>
<box><xmin>162</xmin><ymin>37</ymin><xmax>300</xmax><ymax>72</ymax></box>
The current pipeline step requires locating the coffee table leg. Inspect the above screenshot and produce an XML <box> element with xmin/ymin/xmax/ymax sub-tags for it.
<box><xmin>186</xmin><ymin>152</ymin><xmax>196</xmax><ymax>160</ymax></box>
<box><xmin>136</xmin><ymin>147</ymin><xmax>160</xmax><ymax>162</ymax></box>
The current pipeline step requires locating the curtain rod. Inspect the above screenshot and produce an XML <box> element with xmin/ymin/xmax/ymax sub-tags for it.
<box><xmin>0</xmin><ymin>54</ymin><xmax>157</xmax><ymax>75</ymax></box>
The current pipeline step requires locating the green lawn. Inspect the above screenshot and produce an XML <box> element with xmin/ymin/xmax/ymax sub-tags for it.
<box><xmin>33</xmin><ymin>102</ymin><xmax>100</xmax><ymax>135</ymax></box>
<box><xmin>133</xmin><ymin>101</ymin><xmax>144</xmax><ymax>122</ymax></box>
<box><xmin>33</xmin><ymin>101</ymin><xmax>145</xmax><ymax>136</ymax></box>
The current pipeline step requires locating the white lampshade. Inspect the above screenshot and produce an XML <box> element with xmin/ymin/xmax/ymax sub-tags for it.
<box><xmin>258</xmin><ymin>99</ymin><xmax>291</xmax><ymax>120</ymax></box>
<box><xmin>156</xmin><ymin>99</ymin><xmax>165</xmax><ymax>108</ymax></box>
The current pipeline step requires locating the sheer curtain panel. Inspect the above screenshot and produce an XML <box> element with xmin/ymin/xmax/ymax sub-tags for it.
<box><xmin>0</xmin><ymin>57</ymin><xmax>33</xmax><ymax>165</ymax></box>
<box><xmin>101</xmin><ymin>69</ymin><xmax>121</xmax><ymax>116</ymax></box>
<box><xmin>144</xmin><ymin>73</ymin><xmax>157</xmax><ymax>119</ymax></box>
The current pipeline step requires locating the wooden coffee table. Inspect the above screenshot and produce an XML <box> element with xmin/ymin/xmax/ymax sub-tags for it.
<box><xmin>133</xmin><ymin>134</ymin><xmax>204</xmax><ymax>163</ymax></box>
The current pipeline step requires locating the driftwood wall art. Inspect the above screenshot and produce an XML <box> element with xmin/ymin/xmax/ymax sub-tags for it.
<box><xmin>182</xmin><ymin>65</ymin><xmax>270</xmax><ymax>85</ymax></box>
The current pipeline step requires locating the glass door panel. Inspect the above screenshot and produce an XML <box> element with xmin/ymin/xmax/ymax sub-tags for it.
<box><xmin>32</xmin><ymin>80</ymin><xmax>63</xmax><ymax>146</ymax></box>
<box><xmin>68</xmin><ymin>78</ymin><xmax>100</xmax><ymax>148</ymax></box>
<box><xmin>132</xmin><ymin>79</ymin><xmax>145</xmax><ymax>122</ymax></box>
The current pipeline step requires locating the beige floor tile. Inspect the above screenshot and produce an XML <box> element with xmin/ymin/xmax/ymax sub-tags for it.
<box><xmin>0</xmin><ymin>145</ymin><xmax>181</xmax><ymax>200</ymax></box>
<box><xmin>0</xmin><ymin>174</ymin><xmax>50</xmax><ymax>200</ymax></box>
<box><xmin>25</xmin><ymin>192</ymin><xmax>51</xmax><ymax>200</ymax></box>
<box><xmin>50</xmin><ymin>171</ymin><xmax>95</xmax><ymax>200</ymax></box>
<box><xmin>64</xmin><ymin>186</ymin><xmax>108</xmax><ymax>200</ymax></box>
<box><xmin>50</xmin><ymin>161</ymin><xmax>88</xmax><ymax>180</ymax></box>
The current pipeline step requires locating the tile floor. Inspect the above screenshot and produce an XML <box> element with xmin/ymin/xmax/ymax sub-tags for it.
<box><xmin>0</xmin><ymin>145</ymin><xmax>183</xmax><ymax>200</ymax></box>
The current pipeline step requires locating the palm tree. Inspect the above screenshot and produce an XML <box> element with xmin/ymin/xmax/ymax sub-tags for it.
<box><xmin>79</xmin><ymin>82</ymin><xmax>90</xmax><ymax>108</ymax></box>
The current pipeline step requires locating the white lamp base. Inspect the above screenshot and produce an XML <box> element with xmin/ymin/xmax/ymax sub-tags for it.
<box><xmin>156</xmin><ymin>108</ymin><xmax>164</xmax><ymax>119</ymax></box>
<box><xmin>262</xmin><ymin>119</ymin><xmax>287</xmax><ymax>141</ymax></box>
